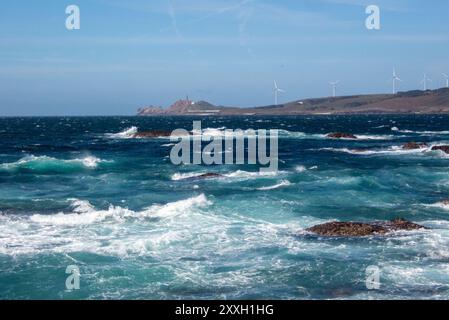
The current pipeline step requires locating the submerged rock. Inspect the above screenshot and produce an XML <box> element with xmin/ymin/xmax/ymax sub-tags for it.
<box><xmin>327</xmin><ymin>132</ymin><xmax>357</xmax><ymax>139</ymax></box>
<box><xmin>186</xmin><ymin>173</ymin><xmax>223</xmax><ymax>180</ymax></box>
<box><xmin>402</xmin><ymin>142</ymin><xmax>428</xmax><ymax>150</ymax></box>
<box><xmin>306</xmin><ymin>218</ymin><xmax>426</xmax><ymax>237</ymax></box>
<box><xmin>132</xmin><ymin>130</ymin><xmax>173</xmax><ymax>138</ymax></box>
<box><xmin>431</xmin><ymin>145</ymin><xmax>449</xmax><ymax>154</ymax></box>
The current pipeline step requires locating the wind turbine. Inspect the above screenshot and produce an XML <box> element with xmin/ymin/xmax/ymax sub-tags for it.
<box><xmin>329</xmin><ymin>81</ymin><xmax>340</xmax><ymax>98</ymax></box>
<box><xmin>391</xmin><ymin>68</ymin><xmax>402</xmax><ymax>94</ymax></box>
<box><xmin>421</xmin><ymin>73</ymin><xmax>432</xmax><ymax>91</ymax></box>
<box><xmin>273</xmin><ymin>80</ymin><xmax>285</xmax><ymax>106</ymax></box>
<box><xmin>442</xmin><ymin>73</ymin><xmax>449</xmax><ymax>88</ymax></box>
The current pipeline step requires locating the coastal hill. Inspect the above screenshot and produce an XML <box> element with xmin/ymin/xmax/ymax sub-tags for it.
<box><xmin>137</xmin><ymin>88</ymin><xmax>449</xmax><ymax>116</ymax></box>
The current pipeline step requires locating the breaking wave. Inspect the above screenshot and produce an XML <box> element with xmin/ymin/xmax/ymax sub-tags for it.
<box><xmin>391</xmin><ymin>127</ymin><xmax>449</xmax><ymax>135</ymax></box>
<box><xmin>256</xmin><ymin>180</ymin><xmax>293</xmax><ymax>191</ymax></box>
<box><xmin>171</xmin><ymin>170</ymin><xmax>285</xmax><ymax>181</ymax></box>
<box><xmin>320</xmin><ymin>144</ymin><xmax>449</xmax><ymax>158</ymax></box>
<box><xmin>424</xmin><ymin>202</ymin><xmax>449</xmax><ymax>211</ymax></box>
<box><xmin>29</xmin><ymin>195</ymin><xmax>212</xmax><ymax>226</ymax></box>
<box><xmin>107</xmin><ymin>126</ymin><xmax>138</xmax><ymax>139</ymax></box>
<box><xmin>0</xmin><ymin>155</ymin><xmax>107</xmax><ymax>173</ymax></box>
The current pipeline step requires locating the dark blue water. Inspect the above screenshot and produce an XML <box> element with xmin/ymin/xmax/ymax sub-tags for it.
<box><xmin>1</xmin><ymin>115</ymin><xmax>449</xmax><ymax>299</ymax></box>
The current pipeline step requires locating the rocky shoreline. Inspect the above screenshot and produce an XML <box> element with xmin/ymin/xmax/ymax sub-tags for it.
<box><xmin>138</xmin><ymin>88</ymin><xmax>449</xmax><ymax>116</ymax></box>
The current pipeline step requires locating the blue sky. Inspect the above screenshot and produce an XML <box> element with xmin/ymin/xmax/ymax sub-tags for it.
<box><xmin>1</xmin><ymin>0</ymin><xmax>449</xmax><ymax>115</ymax></box>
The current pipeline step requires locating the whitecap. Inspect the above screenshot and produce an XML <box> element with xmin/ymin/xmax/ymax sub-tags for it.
<box><xmin>295</xmin><ymin>165</ymin><xmax>307</xmax><ymax>173</ymax></box>
<box><xmin>0</xmin><ymin>155</ymin><xmax>107</xmax><ymax>172</ymax></box>
<box><xmin>140</xmin><ymin>194</ymin><xmax>211</xmax><ymax>219</ymax></box>
<box><xmin>391</xmin><ymin>127</ymin><xmax>449</xmax><ymax>135</ymax></box>
<box><xmin>320</xmin><ymin>145</ymin><xmax>432</xmax><ymax>156</ymax></box>
<box><xmin>256</xmin><ymin>180</ymin><xmax>292</xmax><ymax>191</ymax></box>
<box><xmin>29</xmin><ymin>195</ymin><xmax>212</xmax><ymax>226</ymax></box>
<box><xmin>223</xmin><ymin>170</ymin><xmax>284</xmax><ymax>180</ymax></box>
<box><xmin>424</xmin><ymin>202</ymin><xmax>449</xmax><ymax>211</ymax></box>
<box><xmin>107</xmin><ymin>126</ymin><xmax>138</xmax><ymax>139</ymax></box>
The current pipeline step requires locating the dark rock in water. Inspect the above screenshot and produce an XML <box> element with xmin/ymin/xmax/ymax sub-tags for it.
<box><xmin>307</xmin><ymin>222</ymin><xmax>386</xmax><ymax>237</ymax></box>
<box><xmin>327</xmin><ymin>132</ymin><xmax>357</xmax><ymax>139</ymax></box>
<box><xmin>403</xmin><ymin>142</ymin><xmax>428</xmax><ymax>150</ymax></box>
<box><xmin>132</xmin><ymin>131</ymin><xmax>173</xmax><ymax>138</ymax></box>
<box><xmin>197</xmin><ymin>173</ymin><xmax>223</xmax><ymax>179</ymax></box>
<box><xmin>431</xmin><ymin>145</ymin><xmax>449</xmax><ymax>154</ymax></box>
<box><xmin>186</xmin><ymin>173</ymin><xmax>223</xmax><ymax>180</ymax></box>
<box><xmin>306</xmin><ymin>218</ymin><xmax>426</xmax><ymax>237</ymax></box>
<box><xmin>383</xmin><ymin>218</ymin><xmax>427</xmax><ymax>231</ymax></box>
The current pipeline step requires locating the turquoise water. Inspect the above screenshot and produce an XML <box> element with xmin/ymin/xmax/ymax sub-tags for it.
<box><xmin>1</xmin><ymin>115</ymin><xmax>449</xmax><ymax>299</ymax></box>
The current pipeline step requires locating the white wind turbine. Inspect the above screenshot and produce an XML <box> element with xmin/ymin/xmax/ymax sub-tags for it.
<box><xmin>329</xmin><ymin>81</ymin><xmax>340</xmax><ymax>98</ymax></box>
<box><xmin>421</xmin><ymin>73</ymin><xmax>432</xmax><ymax>91</ymax></box>
<box><xmin>442</xmin><ymin>73</ymin><xmax>449</xmax><ymax>88</ymax></box>
<box><xmin>391</xmin><ymin>68</ymin><xmax>402</xmax><ymax>94</ymax></box>
<box><xmin>273</xmin><ymin>80</ymin><xmax>286</xmax><ymax>106</ymax></box>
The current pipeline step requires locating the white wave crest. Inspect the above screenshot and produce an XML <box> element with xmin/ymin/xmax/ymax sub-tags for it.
<box><xmin>107</xmin><ymin>126</ymin><xmax>138</xmax><ymax>139</ymax></box>
<box><xmin>425</xmin><ymin>201</ymin><xmax>449</xmax><ymax>211</ymax></box>
<box><xmin>172</xmin><ymin>170</ymin><xmax>284</xmax><ymax>181</ymax></box>
<box><xmin>319</xmin><ymin>143</ymin><xmax>449</xmax><ymax>157</ymax></box>
<box><xmin>29</xmin><ymin>195</ymin><xmax>211</xmax><ymax>226</ymax></box>
<box><xmin>391</xmin><ymin>127</ymin><xmax>449</xmax><ymax>135</ymax></box>
<box><xmin>223</xmin><ymin>170</ymin><xmax>284</xmax><ymax>180</ymax></box>
<box><xmin>0</xmin><ymin>155</ymin><xmax>106</xmax><ymax>171</ymax></box>
<box><xmin>257</xmin><ymin>180</ymin><xmax>292</xmax><ymax>191</ymax></box>
<box><xmin>140</xmin><ymin>194</ymin><xmax>211</xmax><ymax>219</ymax></box>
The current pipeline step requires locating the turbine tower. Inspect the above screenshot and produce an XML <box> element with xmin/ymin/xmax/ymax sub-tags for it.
<box><xmin>273</xmin><ymin>80</ymin><xmax>285</xmax><ymax>106</ymax></box>
<box><xmin>391</xmin><ymin>68</ymin><xmax>402</xmax><ymax>94</ymax></box>
<box><xmin>421</xmin><ymin>73</ymin><xmax>432</xmax><ymax>91</ymax></box>
<box><xmin>443</xmin><ymin>73</ymin><xmax>449</xmax><ymax>88</ymax></box>
<box><xmin>329</xmin><ymin>81</ymin><xmax>340</xmax><ymax>98</ymax></box>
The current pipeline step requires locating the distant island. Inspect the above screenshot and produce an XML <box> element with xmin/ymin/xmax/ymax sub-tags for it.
<box><xmin>137</xmin><ymin>88</ymin><xmax>449</xmax><ymax>116</ymax></box>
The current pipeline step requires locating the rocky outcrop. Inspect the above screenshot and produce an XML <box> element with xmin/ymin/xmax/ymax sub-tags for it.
<box><xmin>306</xmin><ymin>218</ymin><xmax>426</xmax><ymax>237</ymax></box>
<box><xmin>432</xmin><ymin>145</ymin><xmax>449</xmax><ymax>154</ymax></box>
<box><xmin>403</xmin><ymin>142</ymin><xmax>428</xmax><ymax>150</ymax></box>
<box><xmin>327</xmin><ymin>132</ymin><xmax>358</xmax><ymax>139</ymax></box>
<box><xmin>132</xmin><ymin>131</ymin><xmax>173</xmax><ymax>138</ymax></box>
<box><xmin>137</xmin><ymin>106</ymin><xmax>165</xmax><ymax>115</ymax></box>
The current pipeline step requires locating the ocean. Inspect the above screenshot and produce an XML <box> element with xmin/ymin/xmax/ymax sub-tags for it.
<box><xmin>1</xmin><ymin>115</ymin><xmax>449</xmax><ymax>300</ymax></box>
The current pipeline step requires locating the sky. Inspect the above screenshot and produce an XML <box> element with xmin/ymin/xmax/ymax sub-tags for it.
<box><xmin>1</xmin><ymin>0</ymin><xmax>449</xmax><ymax>116</ymax></box>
